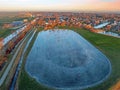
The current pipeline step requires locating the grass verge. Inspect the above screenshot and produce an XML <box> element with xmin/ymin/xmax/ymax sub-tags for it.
<box><xmin>18</xmin><ymin>28</ymin><xmax>51</xmax><ymax>90</ymax></box>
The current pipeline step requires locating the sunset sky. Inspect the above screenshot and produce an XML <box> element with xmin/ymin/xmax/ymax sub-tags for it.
<box><xmin>0</xmin><ymin>0</ymin><xmax>120</xmax><ymax>12</ymax></box>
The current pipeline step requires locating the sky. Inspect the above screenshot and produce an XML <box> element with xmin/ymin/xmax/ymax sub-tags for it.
<box><xmin>0</xmin><ymin>0</ymin><xmax>120</xmax><ymax>12</ymax></box>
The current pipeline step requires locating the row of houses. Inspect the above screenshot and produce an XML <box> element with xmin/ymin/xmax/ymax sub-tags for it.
<box><xmin>36</xmin><ymin>14</ymin><xmax>104</xmax><ymax>33</ymax></box>
<box><xmin>0</xmin><ymin>18</ymin><xmax>38</xmax><ymax>70</ymax></box>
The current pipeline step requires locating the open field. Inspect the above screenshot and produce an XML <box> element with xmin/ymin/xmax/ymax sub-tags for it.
<box><xmin>0</xmin><ymin>28</ymin><xmax>16</xmax><ymax>38</ymax></box>
<box><xmin>18</xmin><ymin>26</ymin><xmax>120</xmax><ymax>90</ymax></box>
<box><xmin>0</xmin><ymin>12</ymin><xmax>34</xmax><ymax>24</ymax></box>
<box><xmin>0</xmin><ymin>15</ymin><xmax>34</xmax><ymax>38</ymax></box>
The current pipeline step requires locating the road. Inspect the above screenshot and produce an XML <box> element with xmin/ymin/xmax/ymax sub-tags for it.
<box><xmin>10</xmin><ymin>30</ymin><xmax>36</xmax><ymax>90</ymax></box>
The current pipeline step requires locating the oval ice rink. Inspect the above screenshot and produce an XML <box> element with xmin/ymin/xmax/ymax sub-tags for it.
<box><xmin>25</xmin><ymin>29</ymin><xmax>111</xmax><ymax>89</ymax></box>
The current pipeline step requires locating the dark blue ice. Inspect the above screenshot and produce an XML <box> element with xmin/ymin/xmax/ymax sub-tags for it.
<box><xmin>25</xmin><ymin>29</ymin><xmax>111</xmax><ymax>89</ymax></box>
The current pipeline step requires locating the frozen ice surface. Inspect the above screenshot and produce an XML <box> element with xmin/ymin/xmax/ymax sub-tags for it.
<box><xmin>94</xmin><ymin>22</ymin><xmax>109</xmax><ymax>29</ymax></box>
<box><xmin>25</xmin><ymin>29</ymin><xmax>111</xmax><ymax>89</ymax></box>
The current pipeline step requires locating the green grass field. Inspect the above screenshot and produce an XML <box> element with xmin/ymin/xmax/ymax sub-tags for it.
<box><xmin>19</xmin><ymin>26</ymin><xmax>120</xmax><ymax>90</ymax></box>
<box><xmin>0</xmin><ymin>16</ymin><xmax>20</xmax><ymax>38</ymax></box>
<box><xmin>0</xmin><ymin>28</ymin><xmax>16</xmax><ymax>38</ymax></box>
<box><xmin>0</xmin><ymin>16</ymin><xmax>34</xmax><ymax>24</ymax></box>
<box><xmin>0</xmin><ymin>16</ymin><xmax>34</xmax><ymax>38</ymax></box>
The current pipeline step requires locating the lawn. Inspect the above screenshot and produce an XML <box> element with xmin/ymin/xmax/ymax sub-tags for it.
<box><xmin>0</xmin><ymin>16</ymin><xmax>34</xmax><ymax>24</ymax></box>
<box><xmin>0</xmin><ymin>28</ymin><xmax>16</xmax><ymax>38</ymax></box>
<box><xmin>19</xmin><ymin>26</ymin><xmax>120</xmax><ymax>90</ymax></box>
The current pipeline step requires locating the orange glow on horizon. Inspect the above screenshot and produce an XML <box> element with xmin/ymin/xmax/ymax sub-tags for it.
<box><xmin>0</xmin><ymin>0</ymin><xmax>120</xmax><ymax>12</ymax></box>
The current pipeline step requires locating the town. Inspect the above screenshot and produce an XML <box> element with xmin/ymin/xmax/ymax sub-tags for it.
<box><xmin>0</xmin><ymin>11</ymin><xmax>120</xmax><ymax>90</ymax></box>
<box><xmin>1</xmin><ymin>12</ymin><xmax>120</xmax><ymax>68</ymax></box>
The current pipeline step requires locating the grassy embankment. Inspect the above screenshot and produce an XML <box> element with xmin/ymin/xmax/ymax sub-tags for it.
<box><xmin>19</xmin><ymin>26</ymin><xmax>120</xmax><ymax>90</ymax></box>
<box><xmin>18</xmin><ymin>28</ymin><xmax>51</xmax><ymax>90</ymax></box>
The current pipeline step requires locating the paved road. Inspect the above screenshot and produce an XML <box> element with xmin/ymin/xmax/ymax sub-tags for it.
<box><xmin>0</xmin><ymin>30</ymin><xmax>33</xmax><ymax>86</ymax></box>
<box><xmin>10</xmin><ymin>30</ymin><xmax>36</xmax><ymax>90</ymax></box>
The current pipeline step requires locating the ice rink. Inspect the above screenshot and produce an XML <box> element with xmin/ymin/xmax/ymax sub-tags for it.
<box><xmin>25</xmin><ymin>29</ymin><xmax>111</xmax><ymax>89</ymax></box>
